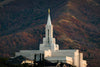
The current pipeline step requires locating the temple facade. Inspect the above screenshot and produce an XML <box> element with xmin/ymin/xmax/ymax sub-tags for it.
<box><xmin>15</xmin><ymin>9</ymin><xmax>87</xmax><ymax>67</ymax></box>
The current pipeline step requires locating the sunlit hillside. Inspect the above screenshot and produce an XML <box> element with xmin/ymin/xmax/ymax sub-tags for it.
<box><xmin>0</xmin><ymin>0</ymin><xmax>100</xmax><ymax>67</ymax></box>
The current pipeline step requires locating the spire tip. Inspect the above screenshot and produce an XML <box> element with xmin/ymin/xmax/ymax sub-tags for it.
<box><xmin>48</xmin><ymin>8</ymin><xmax>50</xmax><ymax>14</ymax></box>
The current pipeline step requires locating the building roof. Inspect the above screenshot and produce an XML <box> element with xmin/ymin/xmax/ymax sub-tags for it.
<box><xmin>8</xmin><ymin>55</ymin><xmax>32</xmax><ymax>64</ymax></box>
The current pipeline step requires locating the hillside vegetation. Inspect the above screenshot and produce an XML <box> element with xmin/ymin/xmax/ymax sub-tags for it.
<box><xmin>0</xmin><ymin>0</ymin><xmax>100</xmax><ymax>67</ymax></box>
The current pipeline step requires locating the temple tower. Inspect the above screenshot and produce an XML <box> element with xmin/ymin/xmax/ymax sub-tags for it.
<box><xmin>39</xmin><ymin>9</ymin><xmax>59</xmax><ymax>51</ymax></box>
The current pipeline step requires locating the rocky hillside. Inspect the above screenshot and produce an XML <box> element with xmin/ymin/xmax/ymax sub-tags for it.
<box><xmin>0</xmin><ymin>0</ymin><xmax>100</xmax><ymax>67</ymax></box>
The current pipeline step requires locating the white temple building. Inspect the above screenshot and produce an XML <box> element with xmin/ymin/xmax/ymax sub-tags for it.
<box><xmin>15</xmin><ymin>9</ymin><xmax>87</xmax><ymax>67</ymax></box>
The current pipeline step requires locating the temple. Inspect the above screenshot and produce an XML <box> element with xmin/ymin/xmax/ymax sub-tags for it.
<box><xmin>15</xmin><ymin>9</ymin><xmax>87</xmax><ymax>67</ymax></box>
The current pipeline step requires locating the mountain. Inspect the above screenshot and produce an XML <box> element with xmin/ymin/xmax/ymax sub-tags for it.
<box><xmin>0</xmin><ymin>0</ymin><xmax>100</xmax><ymax>67</ymax></box>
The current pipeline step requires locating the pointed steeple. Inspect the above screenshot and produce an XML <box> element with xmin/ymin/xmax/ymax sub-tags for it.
<box><xmin>47</xmin><ymin>8</ymin><xmax>51</xmax><ymax>25</ymax></box>
<box><xmin>39</xmin><ymin>8</ymin><xmax>59</xmax><ymax>51</ymax></box>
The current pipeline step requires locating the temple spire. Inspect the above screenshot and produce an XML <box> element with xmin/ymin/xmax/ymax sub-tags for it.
<box><xmin>40</xmin><ymin>8</ymin><xmax>59</xmax><ymax>51</ymax></box>
<box><xmin>47</xmin><ymin>8</ymin><xmax>51</xmax><ymax>25</ymax></box>
<box><xmin>48</xmin><ymin>8</ymin><xmax>50</xmax><ymax>14</ymax></box>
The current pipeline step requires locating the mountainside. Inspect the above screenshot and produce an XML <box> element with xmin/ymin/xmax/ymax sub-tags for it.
<box><xmin>0</xmin><ymin>0</ymin><xmax>100</xmax><ymax>67</ymax></box>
